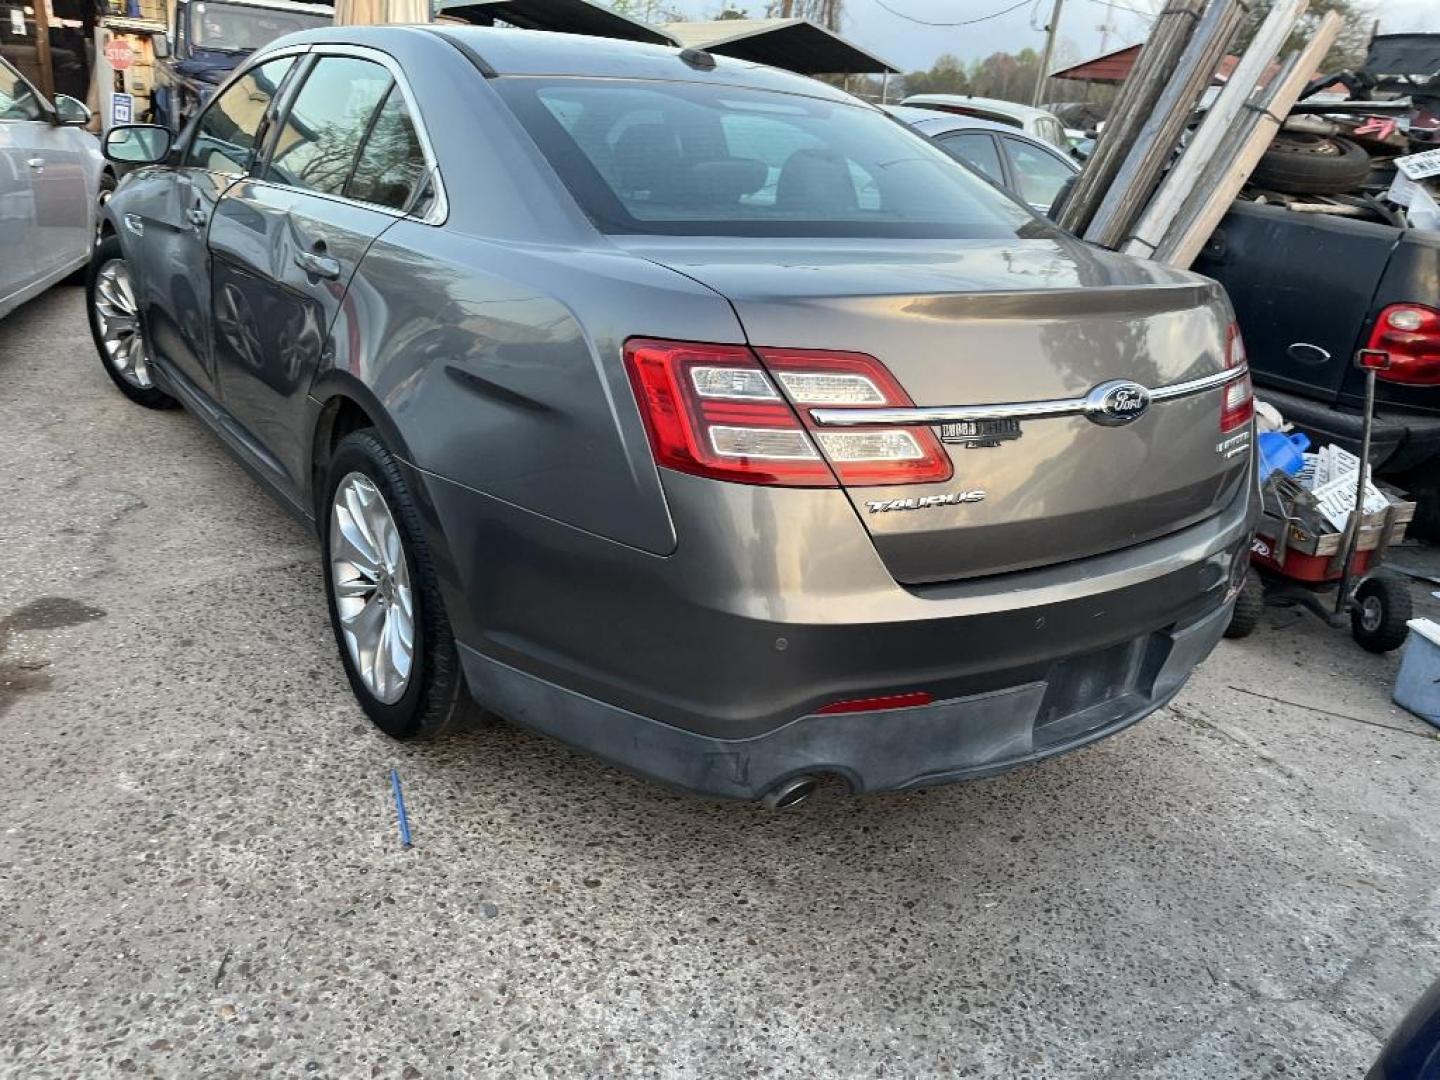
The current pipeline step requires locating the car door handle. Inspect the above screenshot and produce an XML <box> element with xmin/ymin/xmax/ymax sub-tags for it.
<box><xmin>187</xmin><ymin>208</ymin><xmax>208</xmax><ymax>229</ymax></box>
<box><xmin>26</xmin><ymin>157</ymin><xmax>44</xmax><ymax>170</ymax></box>
<box><xmin>294</xmin><ymin>250</ymin><xmax>341</xmax><ymax>281</ymax></box>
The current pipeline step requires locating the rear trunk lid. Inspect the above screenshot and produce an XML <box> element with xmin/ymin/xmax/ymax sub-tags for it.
<box><xmin>619</xmin><ymin>235</ymin><xmax>1251</xmax><ymax>583</ymax></box>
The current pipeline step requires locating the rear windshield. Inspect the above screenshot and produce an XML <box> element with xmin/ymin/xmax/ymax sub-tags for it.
<box><xmin>495</xmin><ymin>77</ymin><xmax>1047</xmax><ymax>239</ymax></box>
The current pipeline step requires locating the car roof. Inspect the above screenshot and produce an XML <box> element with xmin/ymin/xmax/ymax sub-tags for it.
<box><xmin>336</xmin><ymin>25</ymin><xmax>858</xmax><ymax>104</ymax></box>
<box><xmin>899</xmin><ymin>94</ymin><xmax>1061</xmax><ymax>125</ymax></box>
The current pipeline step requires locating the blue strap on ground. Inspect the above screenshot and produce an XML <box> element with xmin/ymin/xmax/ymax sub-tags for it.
<box><xmin>390</xmin><ymin>768</ymin><xmax>413</xmax><ymax>848</ymax></box>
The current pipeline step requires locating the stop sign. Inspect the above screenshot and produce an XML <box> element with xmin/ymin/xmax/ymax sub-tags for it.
<box><xmin>104</xmin><ymin>39</ymin><xmax>134</xmax><ymax>70</ymax></box>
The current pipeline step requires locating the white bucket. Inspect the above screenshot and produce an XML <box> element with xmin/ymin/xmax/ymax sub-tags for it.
<box><xmin>1394</xmin><ymin>618</ymin><xmax>1440</xmax><ymax>729</ymax></box>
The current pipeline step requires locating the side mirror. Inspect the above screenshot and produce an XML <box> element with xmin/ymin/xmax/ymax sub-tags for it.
<box><xmin>54</xmin><ymin>95</ymin><xmax>92</xmax><ymax>126</ymax></box>
<box><xmin>153</xmin><ymin>33</ymin><xmax>171</xmax><ymax>58</ymax></box>
<box><xmin>104</xmin><ymin>124</ymin><xmax>173</xmax><ymax>165</ymax></box>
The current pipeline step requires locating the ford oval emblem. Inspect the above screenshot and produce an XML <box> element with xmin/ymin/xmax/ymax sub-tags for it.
<box><xmin>1084</xmin><ymin>380</ymin><xmax>1151</xmax><ymax>427</ymax></box>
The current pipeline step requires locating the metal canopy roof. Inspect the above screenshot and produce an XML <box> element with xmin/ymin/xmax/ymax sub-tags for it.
<box><xmin>435</xmin><ymin>0</ymin><xmax>677</xmax><ymax>46</ymax></box>
<box><xmin>663</xmin><ymin>17</ymin><xmax>897</xmax><ymax>75</ymax></box>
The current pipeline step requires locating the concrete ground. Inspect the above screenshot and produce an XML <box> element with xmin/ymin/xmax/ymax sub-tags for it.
<box><xmin>3</xmin><ymin>284</ymin><xmax>1439</xmax><ymax>1080</ymax></box>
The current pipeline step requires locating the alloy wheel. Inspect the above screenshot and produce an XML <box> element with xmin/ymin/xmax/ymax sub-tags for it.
<box><xmin>330</xmin><ymin>472</ymin><xmax>415</xmax><ymax>705</ymax></box>
<box><xmin>92</xmin><ymin>259</ymin><xmax>153</xmax><ymax>389</ymax></box>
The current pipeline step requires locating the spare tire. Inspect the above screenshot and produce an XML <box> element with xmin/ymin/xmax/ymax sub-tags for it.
<box><xmin>1250</xmin><ymin>133</ymin><xmax>1371</xmax><ymax>195</ymax></box>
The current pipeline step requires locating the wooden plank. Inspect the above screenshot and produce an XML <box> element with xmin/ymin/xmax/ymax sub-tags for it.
<box><xmin>32</xmin><ymin>0</ymin><xmax>55</xmax><ymax>102</ymax></box>
<box><xmin>1121</xmin><ymin>0</ymin><xmax>1309</xmax><ymax>258</ymax></box>
<box><xmin>334</xmin><ymin>0</ymin><xmax>430</xmax><ymax>24</ymax></box>
<box><xmin>1157</xmin><ymin>10</ymin><xmax>1343</xmax><ymax>268</ymax></box>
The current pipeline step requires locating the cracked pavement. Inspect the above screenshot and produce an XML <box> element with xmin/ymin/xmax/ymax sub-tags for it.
<box><xmin>2</xmin><ymin>285</ymin><xmax>1439</xmax><ymax>1078</ymax></box>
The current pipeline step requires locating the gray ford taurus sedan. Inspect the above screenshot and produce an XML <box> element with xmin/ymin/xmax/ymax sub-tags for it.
<box><xmin>88</xmin><ymin>26</ymin><xmax>1256</xmax><ymax>807</ymax></box>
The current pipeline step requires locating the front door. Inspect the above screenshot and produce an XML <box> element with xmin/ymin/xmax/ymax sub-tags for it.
<box><xmin>126</xmin><ymin>52</ymin><xmax>299</xmax><ymax>400</ymax></box>
<box><xmin>208</xmin><ymin>53</ymin><xmax>432</xmax><ymax>502</ymax></box>
<box><xmin>0</xmin><ymin>58</ymin><xmax>86</xmax><ymax>296</ymax></box>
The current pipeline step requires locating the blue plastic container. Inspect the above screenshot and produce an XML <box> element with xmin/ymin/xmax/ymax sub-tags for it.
<box><xmin>1257</xmin><ymin>431</ymin><xmax>1310</xmax><ymax>479</ymax></box>
<box><xmin>1394</xmin><ymin>620</ymin><xmax>1440</xmax><ymax>729</ymax></box>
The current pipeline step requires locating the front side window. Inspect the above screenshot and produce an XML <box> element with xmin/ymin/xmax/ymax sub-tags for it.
<box><xmin>0</xmin><ymin>58</ymin><xmax>44</xmax><ymax>122</ymax></box>
<box><xmin>496</xmin><ymin>78</ymin><xmax>1045</xmax><ymax>240</ymax></box>
<box><xmin>265</xmin><ymin>56</ymin><xmax>391</xmax><ymax>197</ymax></box>
<box><xmin>346</xmin><ymin>85</ymin><xmax>428</xmax><ymax>211</ymax></box>
<box><xmin>185</xmin><ymin>55</ymin><xmax>295</xmax><ymax>174</ymax></box>
<box><xmin>1002</xmin><ymin>136</ymin><xmax>1074</xmax><ymax>209</ymax></box>
<box><xmin>935</xmin><ymin>132</ymin><xmax>1003</xmax><ymax>186</ymax></box>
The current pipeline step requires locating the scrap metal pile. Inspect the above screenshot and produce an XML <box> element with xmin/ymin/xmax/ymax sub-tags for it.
<box><xmin>1057</xmin><ymin>2</ymin><xmax>1440</xmax><ymax>267</ymax></box>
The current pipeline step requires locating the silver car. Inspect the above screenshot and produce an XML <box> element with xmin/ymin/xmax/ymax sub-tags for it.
<box><xmin>91</xmin><ymin>27</ymin><xmax>1257</xmax><ymax>808</ymax></box>
<box><xmin>0</xmin><ymin>55</ymin><xmax>108</xmax><ymax>320</ymax></box>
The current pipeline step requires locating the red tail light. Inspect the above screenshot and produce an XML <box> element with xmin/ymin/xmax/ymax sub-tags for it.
<box><xmin>1364</xmin><ymin>304</ymin><xmax>1440</xmax><ymax>386</ymax></box>
<box><xmin>623</xmin><ymin>339</ymin><xmax>952</xmax><ymax>487</ymax></box>
<box><xmin>1220</xmin><ymin>323</ymin><xmax>1254</xmax><ymax>433</ymax></box>
<box><xmin>755</xmin><ymin>347</ymin><xmax>952</xmax><ymax>486</ymax></box>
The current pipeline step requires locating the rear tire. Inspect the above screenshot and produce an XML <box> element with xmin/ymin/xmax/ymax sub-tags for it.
<box><xmin>1350</xmin><ymin>574</ymin><xmax>1412</xmax><ymax>654</ymax></box>
<box><xmin>321</xmin><ymin>429</ymin><xmax>467</xmax><ymax>740</ymax></box>
<box><xmin>1224</xmin><ymin>567</ymin><xmax>1265</xmax><ymax>639</ymax></box>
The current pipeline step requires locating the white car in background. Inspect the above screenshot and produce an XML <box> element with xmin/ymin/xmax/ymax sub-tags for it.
<box><xmin>886</xmin><ymin>106</ymin><xmax>1079</xmax><ymax>217</ymax></box>
<box><xmin>1</xmin><ymin>54</ymin><xmax>111</xmax><ymax>320</ymax></box>
<box><xmin>899</xmin><ymin>93</ymin><xmax>1071</xmax><ymax>151</ymax></box>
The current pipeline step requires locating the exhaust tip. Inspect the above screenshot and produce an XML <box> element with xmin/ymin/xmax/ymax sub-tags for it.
<box><xmin>762</xmin><ymin>775</ymin><xmax>820</xmax><ymax>811</ymax></box>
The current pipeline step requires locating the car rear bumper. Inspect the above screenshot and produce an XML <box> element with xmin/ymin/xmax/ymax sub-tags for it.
<box><xmin>456</xmin><ymin>597</ymin><xmax>1232</xmax><ymax>800</ymax></box>
<box><xmin>413</xmin><ymin>462</ymin><xmax>1254</xmax><ymax>800</ymax></box>
<box><xmin>1255</xmin><ymin>385</ymin><xmax>1440</xmax><ymax>474</ymax></box>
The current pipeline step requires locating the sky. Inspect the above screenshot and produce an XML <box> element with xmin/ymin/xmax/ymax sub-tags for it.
<box><xmin>662</xmin><ymin>0</ymin><xmax>1440</xmax><ymax>74</ymax></box>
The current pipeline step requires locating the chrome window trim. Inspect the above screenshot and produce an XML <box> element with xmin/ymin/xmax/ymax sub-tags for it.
<box><xmin>258</xmin><ymin>42</ymin><xmax>449</xmax><ymax>226</ymax></box>
<box><xmin>181</xmin><ymin>45</ymin><xmax>312</xmax><ymax>171</ymax></box>
<box><xmin>808</xmin><ymin>365</ymin><xmax>1249</xmax><ymax>427</ymax></box>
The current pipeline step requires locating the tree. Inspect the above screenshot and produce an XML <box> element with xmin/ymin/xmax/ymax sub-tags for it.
<box><xmin>608</xmin><ymin>0</ymin><xmax>685</xmax><ymax>24</ymax></box>
<box><xmin>901</xmin><ymin>53</ymin><xmax>971</xmax><ymax>97</ymax></box>
<box><xmin>764</xmin><ymin>0</ymin><xmax>842</xmax><ymax>32</ymax></box>
<box><xmin>967</xmin><ymin>47</ymin><xmax>1040</xmax><ymax>102</ymax></box>
<box><xmin>1236</xmin><ymin>0</ymin><xmax>1372</xmax><ymax>71</ymax></box>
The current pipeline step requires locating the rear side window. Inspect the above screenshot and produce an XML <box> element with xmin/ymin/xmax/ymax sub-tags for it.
<box><xmin>496</xmin><ymin>78</ymin><xmax>1045</xmax><ymax>240</ymax></box>
<box><xmin>1001</xmin><ymin>136</ymin><xmax>1074</xmax><ymax>208</ymax></box>
<box><xmin>1034</xmin><ymin>118</ymin><xmax>1063</xmax><ymax>146</ymax></box>
<box><xmin>265</xmin><ymin>56</ymin><xmax>391</xmax><ymax>196</ymax></box>
<box><xmin>347</xmin><ymin>85</ymin><xmax>428</xmax><ymax>211</ymax></box>
<box><xmin>185</xmin><ymin>55</ymin><xmax>295</xmax><ymax>174</ymax></box>
<box><xmin>935</xmin><ymin>132</ymin><xmax>1004</xmax><ymax>186</ymax></box>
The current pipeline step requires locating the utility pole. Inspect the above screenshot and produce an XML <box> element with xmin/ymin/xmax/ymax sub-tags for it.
<box><xmin>33</xmin><ymin>0</ymin><xmax>55</xmax><ymax>102</ymax></box>
<box><xmin>1031</xmin><ymin>0</ymin><xmax>1064</xmax><ymax>107</ymax></box>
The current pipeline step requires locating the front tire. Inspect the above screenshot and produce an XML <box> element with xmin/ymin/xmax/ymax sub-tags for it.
<box><xmin>322</xmin><ymin>430</ymin><xmax>467</xmax><ymax>739</ymax></box>
<box><xmin>86</xmin><ymin>236</ymin><xmax>175</xmax><ymax>409</ymax></box>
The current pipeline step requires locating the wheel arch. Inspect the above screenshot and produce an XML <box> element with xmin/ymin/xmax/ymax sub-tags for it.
<box><xmin>308</xmin><ymin>374</ymin><xmax>467</xmax><ymax>649</ymax></box>
<box><xmin>307</xmin><ymin>375</ymin><xmax>417</xmax><ymax>512</ymax></box>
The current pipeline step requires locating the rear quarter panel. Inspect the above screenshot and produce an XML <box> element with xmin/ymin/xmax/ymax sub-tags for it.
<box><xmin>333</xmin><ymin>222</ymin><xmax>745</xmax><ymax>556</ymax></box>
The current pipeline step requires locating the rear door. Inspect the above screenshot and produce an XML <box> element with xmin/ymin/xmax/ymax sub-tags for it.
<box><xmin>207</xmin><ymin>49</ymin><xmax>434</xmax><ymax>500</ymax></box>
<box><xmin>0</xmin><ymin>58</ymin><xmax>86</xmax><ymax>291</ymax></box>
<box><xmin>0</xmin><ymin>58</ymin><xmax>44</xmax><ymax>303</ymax></box>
